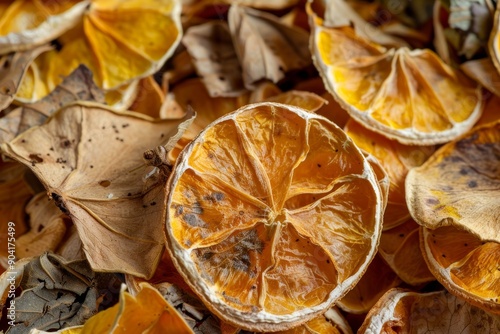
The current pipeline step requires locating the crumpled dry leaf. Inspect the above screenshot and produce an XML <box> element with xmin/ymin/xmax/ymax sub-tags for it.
<box><xmin>358</xmin><ymin>288</ymin><xmax>500</xmax><ymax>333</ymax></box>
<box><xmin>314</xmin><ymin>0</ymin><xmax>409</xmax><ymax>48</ymax></box>
<box><xmin>0</xmin><ymin>252</ymin><xmax>121</xmax><ymax>333</ymax></box>
<box><xmin>1</xmin><ymin>102</ymin><xmax>194</xmax><ymax>278</ymax></box>
<box><xmin>183</xmin><ymin>21</ymin><xmax>246</xmax><ymax>97</ymax></box>
<box><xmin>0</xmin><ymin>45</ymin><xmax>52</xmax><ymax>110</ymax></box>
<box><xmin>0</xmin><ymin>1</ymin><xmax>89</xmax><ymax>54</ymax></box>
<box><xmin>37</xmin><ymin>283</ymin><xmax>194</xmax><ymax>334</ymax></box>
<box><xmin>0</xmin><ymin>65</ymin><xmax>105</xmax><ymax>144</ymax></box>
<box><xmin>228</xmin><ymin>5</ymin><xmax>311</xmax><ymax>89</ymax></box>
<box><xmin>0</xmin><ymin>161</ymin><xmax>33</xmax><ymax>269</ymax></box>
<box><xmin>16</xmin><ymin>192</ymin><xmax>69</xmax><ymax>259</ymax></box>
<box><xmin>461</xmin><ymin>58</ymin><xmax>500</xmax><ymax>97</ymax></box>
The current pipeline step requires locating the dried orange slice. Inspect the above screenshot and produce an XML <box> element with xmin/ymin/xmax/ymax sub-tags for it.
<box><xmin>336</xmin><ymin>253</ymin><xmax>401</xmax><ymax>314</ymax></box>
<box><xmin>378</xmin><ymin>219</ymin><xmax>434</xmax><ymax>285</ymax></box>
<box><xmin>0</xmin><ymin>0</ymin><xmax>88</xmax><ymax>54</ymax></box>
<box><xmin>309</xmin><ymin>4</ymin><xmax>483</xmax><ymax>145</ymax></box>
<box><xmin>421</xmin><ymin>225</ymin><xmax>500</xmax><ymax>314</ymax></box>
<box><xmin>406</xmin><ymin>120</ymin><xmax>500</xmax><ymax>243</ymax></box>
<box><xmin>345</xmin><ymin>119</ymin><xmax>434</xmax><ymax>230</ymax></box>
<box><xmin>358</xmin><ymin>288</ymin><xmax>500</xmax><ymax>333</ymax></box>
<box><xmin>165</xmin><ymin>102</ymin><xmax>384</xmax><ymax>331</ymax></box>
<box><xmin>16</xmin><ymin>0</ymin><xmax>182</xmax><ymax>99</ymax></box>
<box><xmin>489</xmin><ymin>6</ymin><xmax>500</xmax><ymax>75</ymax></box>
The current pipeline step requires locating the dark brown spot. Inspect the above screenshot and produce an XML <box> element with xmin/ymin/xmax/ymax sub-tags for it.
<box><xmin>317</xmin><ymin>163</ymin><xmax>321</xmax><ymax>168</ymax></box>
<box><xmin>21</xmin><ymin>139</ymin><xmax>26</xmax><ymax>143</ymax></box>
<box><xmin>459</xmin><ymin>168</ymin><xmax>468</xmax><ymax>175</ymax></box>
<box><xmin>90</xmin><ymin>165</ymin><xmax>94</xmax><ymax>168</ymax></box>
<box><xmin>150</xmin><ymin>202</ymin><xmax>156</xmax><ymax>206</ymax></box>
<box><xmin>60</xmin><ymin>139</ymin><xmax>71</xmax><ymax>148</ymax></box>
<box><xmin>213</xmin><ymin>192</ymin><xmax>224</xmax><ymax>201</ymax></box>
<box><xmin>442</xmin><ymin>254</ymin><xmax>446</xmax><ymax>258</ymax></box>
<box><xmin>29</xmin><ymin>154</ymin><xmax>43</xmax><ymax>164</ymax></box>
<box><xmin>468</xmin><ymin>180</ymin><xmax>477</xmax><ymax>188</ymax></box>
<box><xmin>99</xmin><ymin>180</ymin><xmax>111</xmax><ymax>187</ymax></box>
<box><xmin>399</xmin><ymin>233</ymin><xmax>405</xmax><ymax>237</ymax></box>
<box><xmin>127</xmin><ymin>193</ymin><xmax>132</xmax><ymax>196</ymax></box>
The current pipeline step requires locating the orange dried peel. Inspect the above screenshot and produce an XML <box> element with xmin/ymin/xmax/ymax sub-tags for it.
<box><xmin>165</xmin><ymin>102</ymin><xmax>383</xmax><ymax>331</ymax></box>
<box><xmin>309</xmin><ymin>5</ymin><xmax>483</xmax><ymax>145</ymax></box>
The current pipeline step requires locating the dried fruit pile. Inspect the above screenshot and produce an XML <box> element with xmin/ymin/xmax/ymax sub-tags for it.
<box><xmin>0</xmin><ymin>0</ymin><xmax>499</xmax><ymax>333</ymax></box>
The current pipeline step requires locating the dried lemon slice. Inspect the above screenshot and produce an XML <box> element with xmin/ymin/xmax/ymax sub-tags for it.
<box><xmin>165</xmin><ymin>102</ymin><xmax>383</xmax><ymax>331</ymax></box>
<box><xmin>309</xmin><ymin>3</ymin><xmax>483</xmax><ymax>145</ymax></box>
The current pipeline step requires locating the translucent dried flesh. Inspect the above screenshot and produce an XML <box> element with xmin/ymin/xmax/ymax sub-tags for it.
<box><xmin>165</xmin><ymin>103</ymin><xmax>383</xmax><ymax>331</ymax></box>
<box><xmin>406</xmin><ymin>121</ymin><xmax>500</xmax><ymax>243</ymax></box>
<box><xmin>378</xmin><ymin>219</ymin><xmax>434</xmax><ymax>285</ymax></box>
<box><xmin>421</xmin><ymin>226</ymin><xmax>500</xmax><ymax>314</ymax></box>
<box><xmin>358</xmin><ymin>288</ymin><xmax>500</xmax><ymax>333</ymax></box>
<box><xmin>345</xmin><ymin>119</ymin><xmax>434</xmax><ymax>230</ymax></box>
<box><xmin>311</xmin><ymin>13</ymin><xmax>483</xmax><ymax>145</ymax></box>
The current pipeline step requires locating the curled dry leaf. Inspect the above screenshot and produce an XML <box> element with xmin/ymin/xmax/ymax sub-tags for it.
<box><xmin>228</xmin><ymin>5</ymin><xmax>311</xmax><ymax>89</ymax></box>
<box><xmin>1</xmin><ymin>102</ymin><xmax>194</xmax><ymax>278</ymax></box>
<box><xmin>39</xmin><ymin>283</ymin><xmax>194</xmax><ymax>334</ymax></box>
<box><xmin>406</xmin><ymin>120</ymin><xmax>500</xmax><ymax>243</ymax></box>
<box><xmin>0</xmin><ymin>44</ymin><xmax>52</xmax><ymax>110</ymax></box>
<box><xmin>0</xmin><ymin>1</ymin><xmax>89</xmax><ymax>54</ymax></box>
<box><xmin>421</xmin><ymin>225</ymin><xmax>500</xmax><ymax>314</ymax></box>
<box><xmin>128</xmin><ymin>76</ymin><xmax>165</xmax><ymax>118</ymax></box>
<box><xmin>345</xmin><ymin>119</ymin><xmax>434</xmax><ymax>230</ymax></box>
<box><xmin>0</xmin><ymin>65</ymin><xmax>105</xmax><ymax>144</ymax></box>
<box><xmin>337</xmin><ymin>253</ymin><xmax>401</xmax><ymax>314</ymax></box>
<box><xmin>183</xmin><ymin>21</ymin><xmax>247</xmax><ymax>97</ymax></box>
<box><xmin>461</xmin><ymin>58</ymin><xmax>500</xmax><ymax>97</ymax></box>
<box><xmin>309</xmin><ymin>2</ymin><xmax>484</xmax><ymax>145</ymax></box>
<box><xmin>16</xmin><ymin>192</ymin><xmax>69</xmax><ymax>259</ymax></box>
<box><xmin>0</xmin><ymin>252</ymin><xmax>121</xmax><ymax>333</ymax></box>
<box><xmin>378</xmin><ymin>219</ymin><xmax>435</xmax><ymax>285</ymax></box>
<box><xmin>165</xmin><ymin>102</ymin><xmax>384</xmax><ymax>331</ymax></box>
<box><xmin>358</xmin><ymin>288</ymin><xmax>500</xmax><ymax>333</ymax></box>
<box><xmin>0</xmin><ymin>161</ymin><xmax>33</xmax><ymax>269</ymax></box>
<box><xmin>313</xmin><ymin>0</ymin><xmax>408</xmax><ymax>48</ymax></box>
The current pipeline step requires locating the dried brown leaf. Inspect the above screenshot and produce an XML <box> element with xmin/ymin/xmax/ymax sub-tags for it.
<box><xmin>461</xmin><ymin>58</ymin><xmax>500</xmax><ymax>97</ymax></box>
<box><xmin>0</xmin><ymin>252</ymin><xmax>121</xmax><ymax>333</ymax></box>
<box><xmin>16</xmin><ymin>193</ymin><xmax>69</xmax><ymax>259</ymax></box>
<box><xmin>129</xmin><ymin>76</ymin><xmax>165</xmax><ymax>118</ymax></box>
<box><xmin>1</xmin><ymin>102</ymin><xmax>193</xmax><ymax>278</ymax></box>
<box><xmin>228</xmin><ymin>5</ymin><xmax>311</xmax><ymax>89</ymax></box>
<box><xmin>0</xmin><ymin>65</ymin><xmax>105</xmax><ymax>144</ymax></box>
<box><xmin>313</xmin><ymin>0</ymin><xmax>409</xmax><ymax>48</ymax></box>
<box><xmin>0</xmin><ymin>45</ymin><xmax>52</xmax><ymax>111</ymax></box>
<box><xmin>183</xmin><ymin>21</ymin><xmax>247</xmax><ymax>97</ymax></box>
<box><xmin>0</xmin><ymin>161</ymin><xmax>33</xmax><ymax>269</ymax></box>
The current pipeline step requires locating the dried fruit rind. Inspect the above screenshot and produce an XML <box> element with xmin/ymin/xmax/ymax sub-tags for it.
<box><xmin>309</xmin><ymin>6</ymin><xmax>483</xmax><ymax>145</ymax></box>
<box><xmin>165</xmin><ymin>102</ymin><xmax>383</xmax><ymax>331</ymax></box>
<box><xmin>406</xmin><ymin>120</ymin><xmax>500</xmax><ymax>242</ymax></box>
<box><xmin>421</xmin><ymin>226</ymin><xmax>500</xmax><ymax>314</ymax></box>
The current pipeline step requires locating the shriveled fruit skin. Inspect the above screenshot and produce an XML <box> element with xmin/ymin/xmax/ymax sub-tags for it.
<box><xmin>165</xmin><ymin>102</ymin><xmax>384</xmax><ymax>331</ymax></box>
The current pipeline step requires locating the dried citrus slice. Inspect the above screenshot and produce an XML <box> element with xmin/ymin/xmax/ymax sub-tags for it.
<box><xmin>345</xmin><ymin>119</ymin><xmax>434</xmax><ymax>230</ymax></box>
<box><xmin>421</xmin><ymin>225</ymin><xmax>500</xmax><ymax>314</ymax></box>
<box><xmin>16</xmin><ymin>0</ymin><xmax>182</xmax><ymax>99</ymax></box>
<box><xmin>336</xmin><ymin>253</ymin><xmax>401</xmax><ymax>314</ymax></box>
<box><xmin>165</xmin><ymin>102</ymin><xmax>383</xmax><ymax>331</ymax></box>
<box><xmin>358</xmin><ymin>288</ymin><xmax>500</xmax><ymax>333</ymax></box>
<box><xmin>0</xmin><ymin>0</ymin><xmax>88</xmax><ymax>54</ymax></box>
<box><xmin>309</xmin><ymin>3</ymin><xmax>483</xmax><ymax>145</ymax></box>
<box><xmin>488</xmin><ymin>4</ymin><xmax>500</xmax><ymax>75</ymax></box>
<box><xmin>406</xmin><ymin>120</ymin><xmax>500</xmax><ymax>243</ymax></box>
<box><xmin>378</xmin><ymin>219</ymin><xmax>434</xmax><ymax>285</ymax></box>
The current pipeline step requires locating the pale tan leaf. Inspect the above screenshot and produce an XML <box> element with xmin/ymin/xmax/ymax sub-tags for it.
<box><xmin>183</xmin><ymin>21</ymin><xmax>247</xmax><ymax>97</ymax></box>
<box><xmin>0</xmin><ymin>65</ymin><xmax>105</xmax><ymax>144</ymax></box>
<box><xmin>0</xmin><ymin>45</ymin><xmax>52</xmax><ymax>110</ymax></box>
<box><xmin>228</xmin><ymin>5</ymin><xmax>311</xmax><ymax>89</ymax></box>
<box><xmin>314</xmin><ymin>0</ymin><xmax>409</xmax><ymax>48</ymax></box>
<box><xmin>461</xmin><ymin>58</ymin><xmax>500</xmax><ymax>97</ymax></box>
<box><xmin>0</xmin><ymin>103</ymin><xmax>192</xmax><ymax>278</ymax></box>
